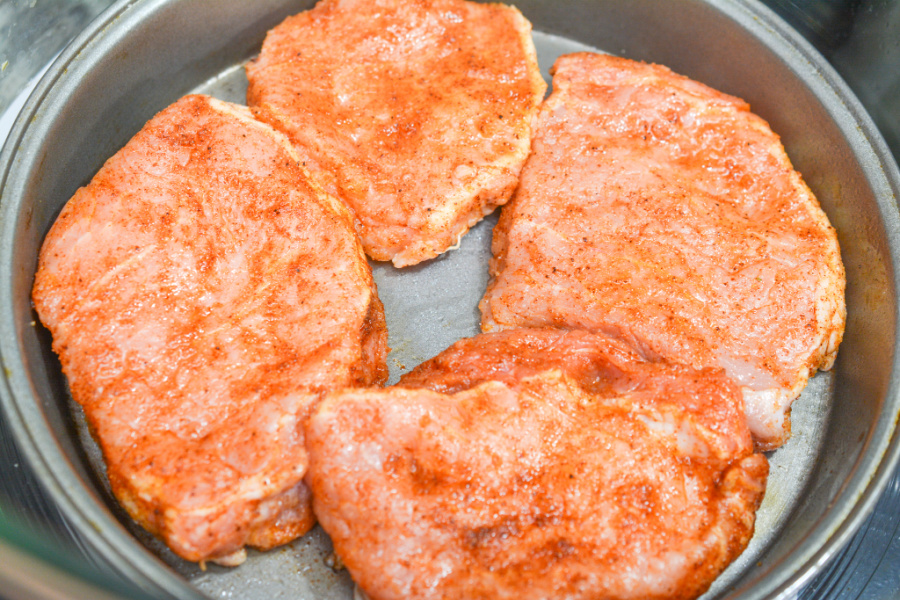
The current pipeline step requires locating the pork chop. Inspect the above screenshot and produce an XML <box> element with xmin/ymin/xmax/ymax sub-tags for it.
<box><xmin>246</xmin><ymin>0</ymin><xmax>546</xmax><ymax>267</ymax></box>
<box><xmin>306</xmin><ymin>328</ymin><xmax>768</xmax><ymax>600</ymax></box>
<box><xmin>480</xmin><ymin>53</ymin><xmax>846</xmax><ymax>450</ymax></box>
<box><xmin>32</xmin><ymin>94</ymin><xmax>389</xmax><ymax>564</ymax></box>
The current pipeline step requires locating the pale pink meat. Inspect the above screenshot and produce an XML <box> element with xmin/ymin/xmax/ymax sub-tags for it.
<box><xmin>480</xmin><ymin>53</ymin><xmax>846</xmax><ymax>450</ymax></box>
<box><xmin>246</xmin><ymin>0</ymin><xmax>546</xmax><ymax>266</ymax></box>
<box><xmin>32</xmin><ymin>94</ymin><xmax>388</xmax><ymax>563</ymax></box>
<box><xmin>306</xmin><ymin>328</ymin><xmax>768</xmax><ymax>600</ymax></box>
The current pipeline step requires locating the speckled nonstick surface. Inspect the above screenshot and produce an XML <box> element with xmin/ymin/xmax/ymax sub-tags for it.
<box><xmin>1</xmin><ymin>1</ymin><xmax>899</xmax><ymax>599</ymax></box>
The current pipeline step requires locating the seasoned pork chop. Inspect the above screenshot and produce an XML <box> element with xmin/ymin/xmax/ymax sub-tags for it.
<box><xmin>246</xmin><ymin>0</ymin><xmax>546</xmax><ymax>266</ymax></box>
<box><xmin>480</xmin><ymin>53</ymin><xmax>846</xmax><ymax>450</ymax></box>
<box><xmin>32</xmin><ymin>95</ymin><xmax>388</xmax><ymax>563</ymax></box>
<box><xmin>306</xmin><ymin>328</ymin><xmax>768</xmax><ymax>600</ymax></box>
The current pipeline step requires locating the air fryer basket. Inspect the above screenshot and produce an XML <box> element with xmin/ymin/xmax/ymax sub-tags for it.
<box><xmin>1</xmin><ymin>1</ymin><xmax>899</xmax><ymax>599</ymax></box>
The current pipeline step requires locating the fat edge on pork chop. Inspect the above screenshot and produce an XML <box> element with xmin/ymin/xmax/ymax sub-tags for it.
<box><xmin>32</xmin><ymin>94</ymin><xmax>389</xmax><ymax>564</ymax></box>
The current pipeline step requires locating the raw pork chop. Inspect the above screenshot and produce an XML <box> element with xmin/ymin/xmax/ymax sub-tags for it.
<box><xmin>32</xmin><ymin>94</ymin><xmax>389</xmax><ymax>564</ymax></box>
<box><xmin>306</xmin><ymin>328</ymin><xmax>768</xmax><ymax>600</ymax></box>
<box><xmin>246</xmin><ymin>0</ymin><xmax>546</xmax><ymax>266</ymax></box>
<box><xmin>480</xmin><ymin>53</ymin><xmax>846</xmax><ymax>450</ymax></box>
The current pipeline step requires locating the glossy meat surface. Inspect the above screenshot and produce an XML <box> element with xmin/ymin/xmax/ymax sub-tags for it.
<box><xmin>480</xmin><ymin>53</ymin><xmax>846</xmax><ymax>450</ymax></box>
<box><xmin>32</xmin><ymin>95</ymin><xmax>388</xmax><ymax>563</ymax></box>
<box><xmin>307</xmin><ymin>328</ymin><xmax>768</xmax><ymax>600</ymax></box>
<box><xmin>246</xmin><ymin>0</ymin><xmax>546</xmax><ymax>266</ymax></box>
